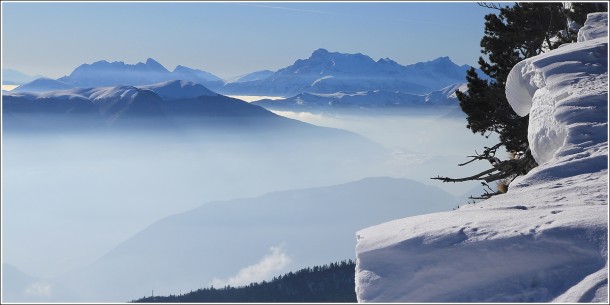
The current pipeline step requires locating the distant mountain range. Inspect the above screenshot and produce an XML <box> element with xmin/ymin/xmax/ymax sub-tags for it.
<box><xmin>3</xmin><ymin>80</ymin><xmax>385</xmax><ymax>165</ymax></box>
<box><xmin>3</xmin><ymin>80</ymin><xmax>300</xmax><ymax>132</ymax></box>
<box><xmin>2</xmin><ymin>69</ymin><xmax>45</xmax><ymax>85</ymax></box>
<box><xmin>217</xmin><ymin>49</ymin><xmax>476</xmax><ymax>96</ymax></box>
<box><xmin>253</xmin><ymin>83</ymin><xmax>468</xmax><ymax>112</ymax></box>
<box><xmin>8</xmin><ymin>50</ymin><xmax>480</xmax><ymax>99</ymax></box>
<box><xmin>55</xmin><ymin>58</ymin><xmax>225</xmax><ymax>90</ymax></box>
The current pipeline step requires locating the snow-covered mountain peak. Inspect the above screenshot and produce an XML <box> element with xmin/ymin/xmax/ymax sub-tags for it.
<box><xmin>138</xmin><ymin>80</ymin><xmax>217</xmax><ymax>99</ymax></box>
<box><xmin>219</xmin><ymin>49</ymin><xmax>474</xmax><ymax>96</ymax></box>
<box><xmin>407</xmin><ymin>55</ymin><xmax>460</xmax><ymax>71</ymax></box>
<box><xmin>90</xmin><ymin>60</ymin><xmax>110</xmax><ymax>66</ymax></box>
<box><xmin>170</xmin><ymin>65</ymin><xmax>223</xmax><ymax>83</ymax></box>
<box><xmin>303</xmin><ymin>48</ymin><xmax>376</xmax><ymax>67</ymax></box>
<box><xmin>145</xmin><ymin>57</ymin><xmax>161</xmax><ymax>65</ymax></box>
<box><xmin>56</xmin><ymin>59</ymin><xmax>223</xmax><ymax>88</ymax></box>
<box><xmin>310</xmin><ymin>48</ymin><xmax>330</xmax><ymax>57</ymax></box>
<box><xmin>69</xmin><ymin>58</ymin><xmax>170</xmax><ymax>74</ymax></box>
<box><xmin>172</xmin><ymin>65</ymin><xmax>189</xmax><ymax>72</ymax></box>
<box><xmin>431</xmin><ymin>56</ymin><xmax>452</xmax><ymax>62</ymax></box>
<box><xmin>137</xmin><ymin>58</ymin><xmax>169</xmax><ymax>73</ymax></box>
<box><xmin>88</xmin><ymin>85</ymin><xmax>140</xmax><ymax>101</ymax></box>
<box><xmin>377</xmin><ymin>57</ymin><xmax>399</xmax><ymax>65</ymax></box>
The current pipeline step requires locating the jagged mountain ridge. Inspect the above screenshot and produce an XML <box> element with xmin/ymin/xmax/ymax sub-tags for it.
<box><xmin>13</xmin><ymin>51</ymin><xmax>479</xmax><ymax>99</ymax></box>
<box><xmin>218</xmin><ymin>49</ymin><xmax>477</xmax><ymax>96</ymax></box>
<box><xmin>57</xmin><ymin>58</ymin><xmax>224</xmax><ymax>90</ymax></box>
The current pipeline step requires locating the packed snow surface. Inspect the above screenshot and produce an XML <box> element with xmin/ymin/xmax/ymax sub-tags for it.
<box><xmin>355</xmin><ymin>12</ymin><xmax>608</xmax><ymax>303</ymax></box>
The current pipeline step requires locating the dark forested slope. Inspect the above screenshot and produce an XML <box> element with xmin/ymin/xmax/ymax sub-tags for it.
<box><xmin>132</xmin><ymin>260</ymin><xmax>356</xmax><ymax>303</ymax></box>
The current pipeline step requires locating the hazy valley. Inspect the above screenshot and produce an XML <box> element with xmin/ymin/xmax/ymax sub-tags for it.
<box><xmin>2</xmin><ymin>47</ymin><xmax>500</xmax><ymax>302</ymax></box>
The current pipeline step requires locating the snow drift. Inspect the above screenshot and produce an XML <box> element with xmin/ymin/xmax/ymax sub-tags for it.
<box><xmin>355</xmin><ymin>12</ymin><xmax>608</xmax><ymax>303</ymax></box>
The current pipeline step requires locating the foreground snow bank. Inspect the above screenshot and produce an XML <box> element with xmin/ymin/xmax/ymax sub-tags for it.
<box><xmin>355</xmin><ymin>13</ymin><xmax>608</xmax><ymax>303</ymax></box>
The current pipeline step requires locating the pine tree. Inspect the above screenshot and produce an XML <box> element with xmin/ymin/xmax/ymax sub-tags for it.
<box><xmin>433</xmin><ymin>2</ymin><xmax>607</xmax><ymax>199</ymax></box>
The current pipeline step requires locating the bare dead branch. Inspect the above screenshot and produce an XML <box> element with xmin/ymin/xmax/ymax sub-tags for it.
<box><xmin>457</xmin><ymin>143</ymin><xmax>503</xmax><ymax>166</ymax></box>
<box><xmin>431</xmin><ymin>167</ymin><xmax>498</xmax><ymax>183</ymax></box>
<box><xmin>432</xmin><ymin>146</ymin><xmax>536</xmax><ymax>186</ymax></box>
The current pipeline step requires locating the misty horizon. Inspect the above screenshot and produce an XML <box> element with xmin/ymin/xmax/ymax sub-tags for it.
<box><xmin>2</xmin><ymin>1</ymin><xmax>514</xmax><ymax>302</ymax></box>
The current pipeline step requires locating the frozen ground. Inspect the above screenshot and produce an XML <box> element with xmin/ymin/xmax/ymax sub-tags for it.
<box><xmin>355</xmin><ymin>12</ymin><xmax>608</xmax><ymax>303</ymax></box>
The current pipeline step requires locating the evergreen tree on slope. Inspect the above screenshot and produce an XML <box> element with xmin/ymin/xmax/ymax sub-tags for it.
<box><xmin>434</xmin><ymin>2</ymin><xmax>607</xmax><ymax>199</ymax></box>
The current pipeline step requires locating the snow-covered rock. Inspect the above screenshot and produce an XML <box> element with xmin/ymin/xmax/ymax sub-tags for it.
<box><xmin>578</xmin><ymin>12</ymin><xmax>608</xmax><ymax>42</ymax></box>
<box><xmin>506</xmin><ymin>12</ymin><xmax>608</xmax><ymax>166</ymax></box>
<box><xmin>355</xmin><ymin>12</ymin><xmax>608</xmax><ymax>303</ymax></box>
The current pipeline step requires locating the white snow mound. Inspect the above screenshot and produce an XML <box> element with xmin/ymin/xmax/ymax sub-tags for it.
<box><xmin>355</xmin><ymin>12</ymin><xmax>608</xmax><ymax>303</ymax></box>
<box><xmin>578</xmin><ymin>12</ymin><xmax>609</xmax><ymax>42</ymax></box>
<box><xmin>506</xmin><ymin>12</ymin><xmax>608</xmax><ymax>165</ymax></box>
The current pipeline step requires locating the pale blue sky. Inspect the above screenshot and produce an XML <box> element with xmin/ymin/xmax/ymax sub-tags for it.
<box><xmin>2</xmin><ymin>1</ymin><xmax>494</xmax><ymax>79</ymax></box>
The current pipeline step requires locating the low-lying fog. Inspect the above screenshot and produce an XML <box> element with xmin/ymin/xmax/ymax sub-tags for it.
<box><xmin>273</xmin><ymin>108</ymin><xmax>499</xmax><ymax>193</ymax></box>
<box><xmin>2</xmin><ymin>106</ymin><xmax>498</xmax><ymax>301</ymax></box>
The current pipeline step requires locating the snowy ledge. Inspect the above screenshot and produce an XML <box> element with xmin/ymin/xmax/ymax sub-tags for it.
<box><xmin>355</xmin><ymin>13</ymin><xmax>608</xmax><ymax>303</ymax></box>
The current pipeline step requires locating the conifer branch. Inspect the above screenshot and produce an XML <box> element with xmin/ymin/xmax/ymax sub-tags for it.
<box><xmin>477</xmin><ymin>2</ymin><xmax>506</xmax><ymax>11</ymax></box>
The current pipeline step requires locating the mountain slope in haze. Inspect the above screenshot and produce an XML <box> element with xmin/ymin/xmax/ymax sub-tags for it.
<box><xmin>52</xmin><ymin>177</ymin><xmax>457</xmax><ymax>302</ymax></box>
<box><xmin>172</xmin><ymin>65</ymin><xmax>224</xmax><ymax>85</ymax></box>
<box><xmin>2</xmin><ymin>80</ymin><xmax>275</xmax><ymax>131</ymax></box>
<box><xmin>11</xmin><ymin>78</ymin><xmax>75</xmax><ymax>93</ymax></box>
<box><xmin>252</xmin><ymin>83</ymin><xmax>466</xmax><ymax>113</ymax></box>
<box><xmin>4</xmin><ymin>85</ymin><xmax>170</xmax><ymax>130</ymax></box>
<box><xmin>3</xmin><ymin>80</ymin><xmax>385</xmax><ymax>162</ymax></box>
<box><xmin>2</xmin><ymin>69</ymin><xmax>46</xmax><ymax>85</ymax></box>
<box><xmin>1</xmin><ymin>264</ymin><xmax>74</xmax><ymax>302</ymax></box>
<box><xmin>218</xmin><ymin>49</ymin><xmax>476</xmax><ymax>96</ymax></box>
<box><xmin>139</xmin><ymin>80</ymin><xmax>217</xmax><ymax>100</ymax></box>
<box><xmin>225</xmin><ymin>70</ymin><xmax>275</xmax><ymax>83</ymax></box>
<box><xmin>56</xmin><ymin>58</ymin><xmax>224</xmax><ymax>90</ymax></box>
